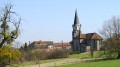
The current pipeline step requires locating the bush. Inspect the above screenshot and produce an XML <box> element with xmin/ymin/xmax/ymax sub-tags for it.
<box><xmin>46</xmin><ymin>49</ymin><xmax>69</xmax><ymax>59</ymax></box>
<box><xmin>19</xmin><ymin>49</ymin><xmax>69</xmax><ymax>63</ymax></box>
<box><xmin>0</xmin><ymin>46</ymin><xmax>21</xmax><ymax>67</ymax></box>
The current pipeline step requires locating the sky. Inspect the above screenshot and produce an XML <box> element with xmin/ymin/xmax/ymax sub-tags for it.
<box><xmin>0</xmin><ymin>0</ymin><xmax>120</xmax><ymax>46</ymax></box>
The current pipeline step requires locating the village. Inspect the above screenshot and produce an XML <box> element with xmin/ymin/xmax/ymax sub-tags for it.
<box><xmin>0</xmin><ymin>0</ymin><xmax>120</xmax><ymax>67</ymax></box>
<box><xmin>21</xmin><ymin>11</ymin><xmax>103</xmax><ymax>53</ymax></box>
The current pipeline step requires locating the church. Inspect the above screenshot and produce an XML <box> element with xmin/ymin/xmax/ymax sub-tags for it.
<box><xmin>28</xmin><ymin>10</ymin><xmax>103</xmax><ymax>53</ymax></box>
<box><xmin>72</xmin><ymin>10</ymin><xmax>103</xmax><ymax>52</ymax></box>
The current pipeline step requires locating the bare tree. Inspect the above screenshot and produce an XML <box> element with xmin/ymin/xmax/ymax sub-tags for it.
<box><xmin>0</xmin><ymin>3</ymin><xmax>21</xmax><ymax>48</ymax></box>
<box><xmin>100</xmin><ymin>16</ymin><xmax>120</xmax><ymax>59</ymax></box>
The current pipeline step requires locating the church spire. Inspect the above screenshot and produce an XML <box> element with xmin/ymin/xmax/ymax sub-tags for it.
<box><xmin>74</xmin><ymin>10</ymin><xmax>79</xmax><ymax>25</ymax></box>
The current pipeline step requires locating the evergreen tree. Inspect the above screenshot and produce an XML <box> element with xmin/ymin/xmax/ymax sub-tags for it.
<box><xmin>24</xmin><ymin>42</ymin><xmax>28</xmax><ymax>51</ymax></box>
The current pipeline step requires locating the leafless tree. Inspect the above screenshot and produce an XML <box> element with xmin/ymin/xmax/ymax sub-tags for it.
<box><xmin>100</xmin><ymin>16</ymin><xmax>120</xmax><ymax>59</ymax></box>
<box><xmin>0</xmin><ymin>3</ymin><xmax>21</xmax><ymax>48</ymax></box>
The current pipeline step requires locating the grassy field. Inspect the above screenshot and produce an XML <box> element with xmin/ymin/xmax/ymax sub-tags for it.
<box><xmin>21</xmin><ymin>51</ymin><xmax>101</xmax><ymax>65</ymax></box>
<box><xmin>10</xmin><ymin>58</ymin><xmax>66</xmax><ymax>66</ymax></box>
<box><xmin>54</xmin><ymin>59</ymin><xmax>120</xmax><ymax>67</ymax></box>
<box><xmin>21</xmin><ymin>58</ymin><xmax>66</xmax><ymax>65</ymax></box>
<box><xmin>9</xmin><ymin>51</ymin><xmax>111</xmax><ymax>67</ymax></box>
<box><xmin>69</xmin><ymin>51</ymin><xmax>102</xmax><ymax>59</ymax></box>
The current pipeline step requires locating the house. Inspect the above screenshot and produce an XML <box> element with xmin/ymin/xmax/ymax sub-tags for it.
<box><xmin>53</xmin><ymin>42</ymin><xmax>71</xmax><ymax>50</ymax></box>
<box><xmin>29</xmin><ymin>40</ymin><xmax>53</xmax><ymax>49</ymax></box>
<box><xmin>29</xmin><ymin>40</ymin><xmax>71</xmax><ymax>51</ymax></box>
<box><xmin>72</xmin><ymin>10</ymin><xmax>103</xmax><ymax>52</ymax></box>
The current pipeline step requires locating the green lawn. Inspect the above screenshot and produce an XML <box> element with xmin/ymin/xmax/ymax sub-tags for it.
<box><xmin>69</xmin><ymin>51</ymin><xmax>102</xmax><ymax>59</ymax></box>
<box><xmin>54</xmin><ymin>59</ymin><xmax>120</xmax><ymax>67</ymax></box>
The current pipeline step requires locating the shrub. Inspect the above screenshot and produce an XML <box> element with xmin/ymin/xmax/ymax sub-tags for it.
<box><xmin>46</xmin><ymin>49</ymin><xmax>69</xmax><ymax>59</ymax></box>
<box><xmin>19</xmin><ymin>49</ymin><xmax>69</xmax><ymax>63</ymax></box>
<box><xmin>0</xmin><ymin>46</ymin><xmax>21</xmax><ymax>67</ymax></box>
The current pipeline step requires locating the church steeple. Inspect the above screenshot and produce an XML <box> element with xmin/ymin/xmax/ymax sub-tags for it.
<box><xmin>72</xmin><ymin>10</ymin><xmax>81</xmax><ymax>52</ymax></box>
<box><xmin>73</xmin><ymin>10</ymin><xmax>79</xmax><ymax>25</ymax></box>
<box><xmin>72</xmin><ymin>10</ymin><xmax>81</xmax><ymax>32</ymax></box>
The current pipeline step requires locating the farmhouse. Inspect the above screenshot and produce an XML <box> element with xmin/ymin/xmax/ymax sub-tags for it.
<box><xmin>29</xmin><ymin>40</ymin><xmax>71</xmax><ymax>51</ymax></box>
<box><xmin>53</xmin><ymin>42</ymin><xmax>71</xmax><ymax>50</ymax></box>
<box><xmin>30</xmin><ymin>40</ymin><xmax>53</xmax><ymax>49</ymax></box>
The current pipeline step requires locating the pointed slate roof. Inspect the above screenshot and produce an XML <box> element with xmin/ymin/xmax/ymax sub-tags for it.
<box><xmin>73</xmin><ymin>10</ymin><xmax>79</xmax><ymax>25</ymax></box>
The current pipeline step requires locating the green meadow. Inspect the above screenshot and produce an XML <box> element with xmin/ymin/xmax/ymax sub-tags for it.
<box><xmin>9</xmin><ymin>51</ymin><xmax>118</xmax><ymax>67</ymax></box>
<box><xmin>54</xmin><ymin>59</ymin><xmax>120</xmax><ymax>67</ymax></box>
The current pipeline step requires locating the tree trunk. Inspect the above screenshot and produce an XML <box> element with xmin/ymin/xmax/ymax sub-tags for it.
<box><xmin>117</xmin><ymin>52</ymin><xmax>120</xmax><ymax>59</ymax></box>
<box><xmin>0</xmin><ymin>38</ymin><xmax>6</xmax><ymax>48</ymax></box>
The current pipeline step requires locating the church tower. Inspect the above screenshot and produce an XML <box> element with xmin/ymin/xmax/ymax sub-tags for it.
<box><xmin>72</xmin><ymin>10</ymin><xmax>81</xmax><ymax>52</ymax></box>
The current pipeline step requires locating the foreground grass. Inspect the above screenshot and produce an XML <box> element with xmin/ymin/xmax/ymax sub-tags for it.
<box><xmin>11</xmin><ymin>58</ymin><xmax>66</xmax><ymax>66</ymax></box>
<box><xmin>23</xmin><ymin>58</ymin><xmax>65</xmax><ymax>65</ymax></box>
<box><xmin>54</xmin><ymin>59</ymin><xmax>120</xmax><ymax>67</ymax></box>
<box><xmin>9</xmin><ymin>51</ymin><xmax>105</xmax><ymax>67</ymax></box>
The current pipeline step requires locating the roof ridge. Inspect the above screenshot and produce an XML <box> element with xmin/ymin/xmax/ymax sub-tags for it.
<box><xmin>90</xmin><ymin>33</ymin><xmax>95</xmax><ymax>39</ymax></box>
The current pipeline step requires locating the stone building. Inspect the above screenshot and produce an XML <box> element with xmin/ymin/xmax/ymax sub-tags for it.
<box><xmin>72</xmin><ymin>10</ymin><xmax>103</xmax><ymax>52</ymax></box>
<box><xmin>29</xmin><ymin>40</ymin><xmax>71</xmax><ymax>50</ymax></box>
<box><xmin>53</xmin><ymin>42</ymin><xmax>71</xmax><ymax>50</ymax></box>
<box><xmin>29</xmin><ymin>40</ymin><xmax>53</xmax><ymax>49</ymax></box>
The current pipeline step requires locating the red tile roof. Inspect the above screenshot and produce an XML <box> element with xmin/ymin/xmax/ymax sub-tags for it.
<box><xmin>32</xmin><ymin>40</ymin><xmax>53</xmax><ymax>45</ymax></box>
<box><xmin>90</xmin><ymin>33</ymin><xmax>103</xmax><ymax>39</ymax></box>
<box><xmin>53</xmin><ymin>42</ymin><xmax>71</xmax><ymax>47</ymax></box>
<box><xmin>80</xmin><ymin>34</ymin><xmax>86</xmax><ymax>38</ymax></box>
<box><xmin>80</xmin><ymin>33</ymin><xmax>103</xmax><ymax>40</ymax></box>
